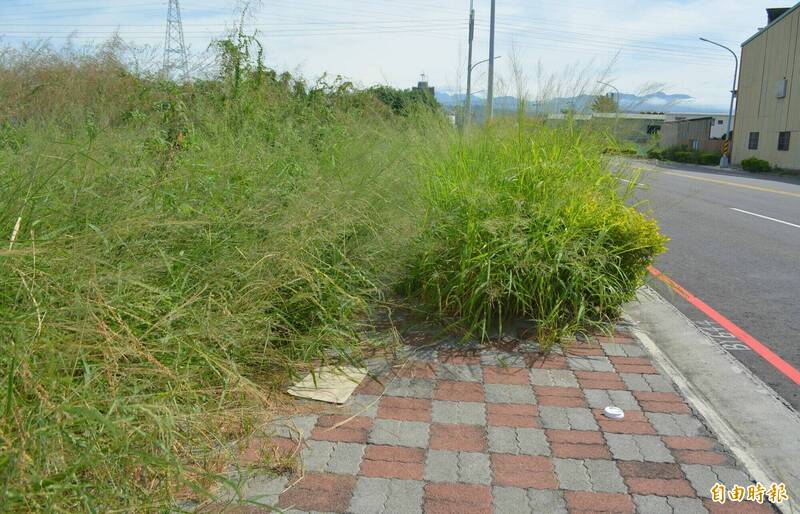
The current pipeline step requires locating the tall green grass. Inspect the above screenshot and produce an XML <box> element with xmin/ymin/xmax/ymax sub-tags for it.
<box><xmin>0</xmin><ymin>40</ymin><xmax>665</xmax><ymax>512</ymax></box>
<box><xmin>0</xmin><ymin>41</ymin><xmax>447</xmax><ymax>512</ymax></box>
<box><xmin>405</xmin><ymin>122</ymin><xmax>667</xmax><ymax>344</ymax></box>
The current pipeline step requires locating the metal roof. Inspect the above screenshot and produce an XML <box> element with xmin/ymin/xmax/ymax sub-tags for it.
<box><xmin>742</xmin><ymin>2</ymin><xmax>800</xmax><ymax>47</ymax></box>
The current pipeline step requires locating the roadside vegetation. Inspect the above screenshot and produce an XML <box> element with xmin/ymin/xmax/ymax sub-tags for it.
<box><xmin>741</xmin><ymin>156</ymin><xmax>772</xmax><ymax>173</ymax></box>
<box><xmin>647</xmin><ymin>146</ymin><xmax>723</xmax><ymax>165</ymax></box>
<box><xmin>1</xmin><ymin>36</ymin><xmax>665</xmax><ymax>512</ymax></box>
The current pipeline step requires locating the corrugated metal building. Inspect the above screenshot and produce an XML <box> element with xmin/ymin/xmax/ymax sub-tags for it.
<box><xmin>733</xmin><ymin>4</ymin><xmax>800</xmax><ymax>170</ymax></box>
<box><xmin>660</xmin><ymin>117</ymin><xmax>724</xmax><ymax>153</ymax></box>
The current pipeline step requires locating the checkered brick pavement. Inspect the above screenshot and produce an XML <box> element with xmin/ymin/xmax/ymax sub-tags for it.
<box><xmin>197</xmin><ymin>328</ymin><xmax>780</xmax><ymax>514</ymax></box>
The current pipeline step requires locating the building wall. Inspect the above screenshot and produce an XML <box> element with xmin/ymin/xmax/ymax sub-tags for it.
<box><xmin>665</xmin><ymin>114</ymin><xmax>731</xmax><ymax>139</ymax></box>
<box><xmin>733</xmin><ymin>6</ymin><xmax>800</xmax><ymax>170</ymax></box>
<box><xmin>661</xmin><ymin>118</ymin><xmax>723</xmax><ymax>153</ymax></box>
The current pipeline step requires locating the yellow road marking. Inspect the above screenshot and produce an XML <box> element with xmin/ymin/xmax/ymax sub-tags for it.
<box><xmin>659</xmin><ymin>170</ymin><xmax>800</xmax><ymax>199</ymax></box>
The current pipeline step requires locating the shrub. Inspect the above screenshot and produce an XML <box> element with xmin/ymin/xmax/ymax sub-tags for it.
<box><xmin>672</xmin><ymin>151</ymin><xmax>695</xmax><ymax>163</ymax></box>
<box><xmin>699</xmin><ymin>152</ymin><xmax>722</xmax><ymax>165</ymax></box>
<box><xmin>404</xmin><ymin>126</ymin><xmax>667</xmax><ymax>346</ymax></box>
<box><xmin>742</xmin><ymin>156</ymin><xmax>771</xmax><ymax>173</ymax></box>
<box><xmin>647</xmin><ymin>147</ymin><xmax>664</xmax><ymax>160</ymax></box>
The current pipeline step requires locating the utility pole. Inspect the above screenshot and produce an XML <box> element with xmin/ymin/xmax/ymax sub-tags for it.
<box><xmin>465</xmin><ymin>0</ymin><xmax>476</xmax><ymax>127</ymax></box>
<box><xmin>700</xmin><ymin>37</ymin><xmax>738</xmax><ymax>168</ymax></box>
<box><xmin>486</xmin><ymin>0</ymin><xmax>496</xmax><ymax>121</ymax></box>
<box><xmin>163</xmin><ymin>0</ymin><xmax>189</xmax><ymax>81</ymax></box>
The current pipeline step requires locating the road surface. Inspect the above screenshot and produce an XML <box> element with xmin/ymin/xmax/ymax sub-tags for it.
<box><xmin>621</xmin><ymin>159</ymin><xmax>800</xmax><ymax>411</ymax></box>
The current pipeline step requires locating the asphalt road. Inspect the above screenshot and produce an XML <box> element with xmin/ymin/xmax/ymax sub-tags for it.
<box><xmin>622</xmin><ymin>159</ymin><xmax>800</xmax><ymax>411</ymax></box>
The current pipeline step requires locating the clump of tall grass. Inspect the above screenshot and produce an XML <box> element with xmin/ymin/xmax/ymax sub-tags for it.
<box><xmin>405</xmin><ymin>123</ymin><xmax>667</xmax><ymax>345</ymax></box>
<box><xmin>0</xmin><ymin>38</ymin><xmax>446</xmax><ymax>512</ymax></box>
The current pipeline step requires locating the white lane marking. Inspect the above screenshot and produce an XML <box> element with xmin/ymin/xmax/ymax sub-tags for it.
<box><xmin>730</xmin><ymin>208</ymin><xmax>800</xmax><ymax>229</ymax></box>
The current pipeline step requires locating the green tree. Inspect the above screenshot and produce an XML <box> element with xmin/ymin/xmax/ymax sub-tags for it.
<box><xmin>592</xmin><ymin>94</ymin><xmax>618</xmax><ymax>113</ymax></box>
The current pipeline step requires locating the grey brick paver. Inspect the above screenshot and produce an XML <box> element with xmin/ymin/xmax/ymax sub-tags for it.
<box><xmin>349</xmin><ymin>477</ymin><xmax>424</xmax><ymax>514</ymax></box>
<box><xmin>481</xmin><ymin>351</ymin><xmax>527</xmax><ymax>367</ymax></box>
<box><xmin>584</xmin><ymin>389</ymin><xmax>640</xmax><ymax>410</ymax></box>
<box><xmin>602</xmin><ymin>342</ymin><xmax>646</xmax><ymax>357</ymax></box>
<box><xmin>644</xmin><ymin>373</ymin><xmax>676</xmax><ymax>392</ymax></box>
<box><xmin>384</xmin><ymin>378</ymin><xmax>434</xmax><ymax>399</ymax></box>
<box><xmin>539</xmin><ymin>406</ymin><xmax>598</xmax><ymax>431</ymax></box>
<box><xmin>567</xmin><ymin>355</ymin><xmax>614</xmax><ymax>372</ymax></box>
<box><xmin>436</xmin><ymin>363</ymin><xmax>483</xmax><ymax>382</ymax></box>
<box><xmin>459</xmin><ymin>452</ymin><xmax>492</xmax><ymax>484</ymax></box>
<box><xmin>425</xmin><ymin>450</ymin><xmax>491</xmax><ymax>484</ymax></box>
<box><xmin>633</xmin><ymin>495</ymin><xmax>707</xmax><ymax>514</ymax></box>
<box><xmin>584</xmin><ymin>459</ymin><xmax>626</xmax><ymax>492</ymax></box>
<box><xmin>493</xmin><ymin>487</ymin><xmax>568</xmax><ymax>514</ymax></box>
<box><xmin>368</xmin><ymin>419</ymin><xmax>430</xmax><ymax>448</ymax></box>
<box><xmin>346</xmin><ymin>394</ymin><xmax>380</xmax><ymax>418</ymax></box>
<box><xmin>301</xmin><ymin>440</ymin><xmax>364</xmax><ymax>474</ymax></box>
<box><xmin>529</xmin><ymin>369</ymin><xmax>578</xmax><ymax>388</ymax></box>
<box><xmin>620</xmin><ymin>373</ymin><xmax>652</xmax><ymax>392</ymax></box>
<box><xmin>431</xmin><ymin>400</ymin><xmax>486</xmax><ymax>425</ymax></box>
<box><xmin>424</xmin><ymin>450</ymin><xmax>459</xmax><ymax>482</ymax></box>
<box><xmin>273</xmin><ymin>415</ymin><xmax>319</xmax><ymax>439</ymax></box>
<box><xmin>605</xmin><ymin>433</ymin><xmax>674</xmax><ymax>462</ymax></box>
<box><xmin>553</xmin><ymin>458</ymin><xmax>625</xmax><ymax>492</ymax></box>
<box><xmin>646</xmin><ymin>412</ymin><xmax>705</xmax><ymax>436</ymax></box>
<box><xmin>553</xmin><ymin>458</ymin><xmax>591</xmax><ymax>490</ymax></box>
<box><xmin>484</xmin><ymin>383</ymin><xmax>536</xmax><ymax>404</ymax></box>
<box><xmin>237</xmin><ymin>474</ymin><xmax>289</xmax><ymax>506</ymax></box>
<box><xmin>488</xmin><ymin>426</ymin><xmax>550</xmax><ymax>455</ymax></box>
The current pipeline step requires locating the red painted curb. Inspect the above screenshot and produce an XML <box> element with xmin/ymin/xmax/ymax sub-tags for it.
<box><xmin>649</xmin><ymin>266</ymin><xmax>800</xmax><ymax>386</ymax></box>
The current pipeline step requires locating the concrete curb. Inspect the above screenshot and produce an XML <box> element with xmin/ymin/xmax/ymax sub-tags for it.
<box><xmin>625</xmin><ymin>286</ymin><xmax>800</xmax><ymax>514</ymax></box>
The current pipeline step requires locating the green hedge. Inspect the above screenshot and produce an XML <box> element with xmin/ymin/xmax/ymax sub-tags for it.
<box><xmin>741</xmin><ymin>156</ymin><xmax>771</xmax><ymax>173</ymax></box>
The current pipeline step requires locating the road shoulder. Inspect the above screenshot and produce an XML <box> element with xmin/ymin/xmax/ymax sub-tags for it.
<box><xmin>626</xmin><ymin>286</ymin><xmax>800</xmax><ymax>513</ymax></box>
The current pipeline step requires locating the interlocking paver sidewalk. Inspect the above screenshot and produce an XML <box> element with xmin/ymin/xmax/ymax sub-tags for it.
<box><xmin>198</xmin><ymin>327</ymin><xmax>781</xmax><ymax>514</ymax></box>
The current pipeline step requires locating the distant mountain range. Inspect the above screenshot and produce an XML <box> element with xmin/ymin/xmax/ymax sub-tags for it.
<box><xmin>435</xmin><ymin>90</ymin><xmax>726</xmax><ymax>114</ymax></box>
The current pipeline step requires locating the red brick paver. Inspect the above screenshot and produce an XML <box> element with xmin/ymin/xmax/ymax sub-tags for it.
<box><xmin>487</xmin><ymin>403</ymin><xmax>539</xmax><ymax>427</ymax></box>
<box><xmin>377</xmin><ymin>396</ymin><xmax>432</xmax><ymax>422</ymax></box>
<box><xmin>565</xmin><ymin>491</ymin><xmax>636</xmax><ymax>512</ymax></box>
<box><xmin>662</xmin><ymin>435</ymin><xmax>717</xmax><ymax>451</ymax></box>
<box><xmin>528</xmin><ymin>354</ymin><xmax>569</xmax><ymax>369</ymax></box>
<box><xmin>394</xmin><ymin>360</ymin><xmax>437</xmax><ymax>379</ymax></box>
<box><xmin>626</xmin><ymin>477</ymin><xmax>696</xmax><ymax>497</ymax></box>
<box><xmin>592</xmin><ymin>409</ymin><xmax>656</xmax><ymax>435</ymax></box>
<box><xmin>435</xmin><ymin>380</ymin><xmax>485</xmax><ymax>402</ymax></box>
<box><xmin>483</xmin><ymin>365</ymin><xmax>530</xmax><ymax>384</ymax></box>
<box><xmin>576</xmin><ymin>371</ymin><xmax>627</xmax><ymax>390</ymax></box>
<box><xmin>547</xmin><ymin>429</ymin><xmax>611</xmax><ymax>459</ymax></box>
<box><xmin>424</xmin><ymin>483</ymin><xmax>493</xmax><ymax>514</ymax></box>
<box><xmin>430</xmin><ymin>423</ymin><xmax>487</xmax><ymax>452</ymax></box>
<box><xmin>360</xmin><ymin>445</ymin><xmax>425</xmax><ymax>480</ymax></box>
<box><xmin>277</xmin><ymin>473</ymin><xmax>356</xmax><ymax>513</ymax></box>
<box><xmin>311</xmin><ymin>415</ymin><xmax>373</xmax><ymax>443</ymax></box>
<box><xmin>491</xmin><ymin>454</ymin><xmax>558</xmax><ymax>488</ymax></box>
<box><xmin>673</xmin><ymin>449</ymin><xmax>732</xmax><ymax>465</ymax></box>
<box><xmin>617</xmin><ymin>461</ymin><xmax>685</xmax><ymax>480</ymax></box>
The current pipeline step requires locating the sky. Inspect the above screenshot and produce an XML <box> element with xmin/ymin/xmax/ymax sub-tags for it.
<box><xmin>0</xmin><ymin>0</ymin><xmax>791</xmax><ymax>111</ymax></box>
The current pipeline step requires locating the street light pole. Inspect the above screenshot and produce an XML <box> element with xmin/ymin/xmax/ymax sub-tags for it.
<box><xmin>700</xmin><ymin>37</ymin><xmax>738</xmax><ymax>168</ymax></box>
<box><xmin>597</xmin><ymin>81</ymin><xmax>620</xmax><ymax>108</ymax></box>
<box><xmin>597</xmin><ymin>80</ymin><xmax>621</xmax><ymax>136</ymax></box>
<box><xmin>486</xmin><ymin>0</ymin><xmax>496</xmax><ymax>121</ymax></box>
<box><xmin>465</xmin><ymin>0</ymin><xmax>475</xmax><ymax>127</ymax></box>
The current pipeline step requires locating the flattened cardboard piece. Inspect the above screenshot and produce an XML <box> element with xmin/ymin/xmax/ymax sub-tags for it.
<box><xmin>286</xmin><ymin>366</ymin><xmax>367</xmax><ymax>404</ymax></box>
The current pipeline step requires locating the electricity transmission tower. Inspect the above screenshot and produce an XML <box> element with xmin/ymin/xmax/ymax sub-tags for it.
<box><xmin>163</xmin><ymin>0</ymin><xmax>189</xmax><ymax>81</ymax></box>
